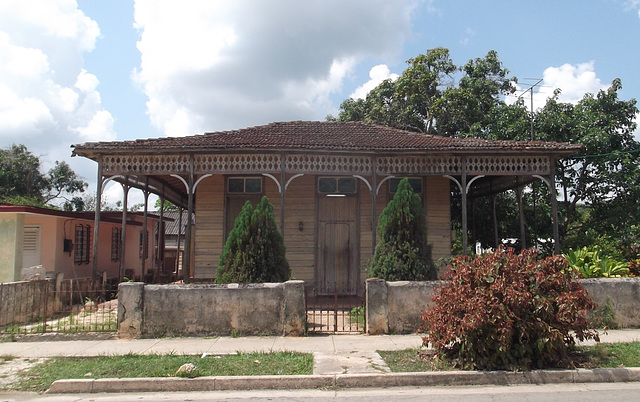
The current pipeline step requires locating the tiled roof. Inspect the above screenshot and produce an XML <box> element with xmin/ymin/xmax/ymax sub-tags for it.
<box><xmin>162</xmin><ymin>211</ymin><xmax>192</xmax><ymax>236</ymax></box>
<box><xmin>71</xmin><ymin>121</ymin><xmax>581</xmax><ymax>156</ymax></box>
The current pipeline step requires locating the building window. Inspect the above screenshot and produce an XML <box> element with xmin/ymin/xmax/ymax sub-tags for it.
<box><xmin>139</xmin><ymin>230</ymin><xmax>149</xmax><ymax>260</ymax></box>
<box><xmin>318</xmin><ymin>177</ymin><xmax>357</xmax><ymax>194</ymax></box>
<box><xmin>111</xmin><ymin>227</ymin><xmax>122</xmax><ymax>261</ymax></box>
<box><xmin>228</xmin><ymin>177</ymin><xmax>262</xmax><ymax>194</ymax></box>
<box><xmin>74</xmin><ymin>224</ymin><xmax>91</xmax><ymax>264</ymax></box>
<box><xmin>389</xmin><ymin>177</ymin><xmax>423</xmax><ymax>194</ymax></box>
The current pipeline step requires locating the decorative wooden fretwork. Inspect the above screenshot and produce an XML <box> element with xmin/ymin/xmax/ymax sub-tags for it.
<box><xmin>102</xmin><ymin>155</ymin><xmax>191</xmax><ymax>174</ymax></box>
<box><xmin>285</xmin><ymin>154</ymin><xmax>372</xmax><ymax>174</ymax></box>
<box><xmin>100</xmin><ymin>153</ymin><xmax>550</xmax><ymax>176</ymax></box>
<box><xmin>465</xmin><ymin>155</ymin><xmax>550</xmax><ymax>175</ymax></box>
<box><xmin>377</xmin><ymin>155</ymin><xmax>462</xmax><ymax>175</ymax></box>
<box><xmin>194</xmin><ymin>154</ymin><xmax>280</xmax><ymax>173</ymax></box>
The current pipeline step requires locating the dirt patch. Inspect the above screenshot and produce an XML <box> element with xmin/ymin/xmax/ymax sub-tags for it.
<box><xmin>0</xmin><ymin>357</ymin><xmax>45</xmax><ymax>390</ymax></box>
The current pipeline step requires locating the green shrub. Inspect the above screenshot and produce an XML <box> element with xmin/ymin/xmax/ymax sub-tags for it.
<box><xmin>216</xmin><ymin>197</ymin><xmax>290</xmax><ymax>283</ymax></box>
<box><xmin>563</xmin><ymin>246</ymin><xmax>629</xmax><ymax>278</ymax></box>
<box><xmin>421</xmin><ymin>247</ymin><xmax>599</xmax><ymax>371</ymax></box>
<box><xmin>369</xmin><ymin>178</ymin><xmax>436</xmax><ymax>281</ymax></box>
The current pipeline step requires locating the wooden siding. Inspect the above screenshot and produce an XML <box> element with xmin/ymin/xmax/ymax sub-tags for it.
<box><xmin>193</xmin><ymin>173</ymin><xmax>452</xmax><ymax>282</ymax></box>
<box><xmin>426</xmin><ymin>176</ymin><xmax>452</xmax><ymax>262</ymax></box>
<box><xmin>282</xmin><ymin>175</ymin><xmax>316</xmax><ymax>282</ymax></box>
<box><xmin>194</xmin><ymin>175</ymin><xmax>224</xmax><ymax>278</ymax></box>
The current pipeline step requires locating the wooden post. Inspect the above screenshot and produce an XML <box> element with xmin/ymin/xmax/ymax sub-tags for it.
<box><xmin>184</xmin><ymin>155</ymin><xmax>195</xmax><ymax>282</ymax></box>
<box><xmin>119</xmin><ymin>181</ymin><xmax>129</xmax><ymax>282</ymax></box>
<box><xmin>461</xmin><ymin>158</ymin><xmax>468</xmax><ymax>255</ymax></box>
<box><xmin>91</xmin><ymin>156</ymin><xmax>103</xmax><ymax>288</ymax></box>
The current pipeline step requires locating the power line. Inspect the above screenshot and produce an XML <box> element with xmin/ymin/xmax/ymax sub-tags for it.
<box><xmin>569</xmin><ymin>148</ymin><xmax>640</xmax><ymax>160</ymax></box>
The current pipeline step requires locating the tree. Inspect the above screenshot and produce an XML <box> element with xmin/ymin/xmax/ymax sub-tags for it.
<box><xmin>45</xmin><ymin>161</ymin><xmax>88</xmax><ymax>204</ymax></box>
<box><xmin>0</xmin><ymin>144</ymin><xmax>88</xmax><ymax>209</ymax></box>
<box><xmin>217</xmin><ymin>197</ymin><xmax>290</xmax><ymax>283</ymax></box>
<box><xmin>534</xmin><ymin>80</ymin><xmax>639</xmax><ymax>254</ymax></box>
<box><xmin>369</xmin><ymin>178</ymin><xmax>437</xmax><ymax>280</ymax></box>
<box><xmin>334</xmin><ymin>47</ymin><xmax>456</xmax><ymax>133</ymax></box>
<box><xmin>333</xmin><ymin>48</ymin><xmax>517</xmax><ymax>137</ymax></box>
<box><xmin>0</xmin><ymin>144</ymin><xmax>48</xmax><ymax>204</ymax></box>
<box><xmin>154</xmin><ymin>199</ymin><xmax>180</xmax><ymax>211</ymax></box>
<box><xmin>432</xmin><ymin>50</ymin><xmax>518</xmax><ymax>137</ymax></box>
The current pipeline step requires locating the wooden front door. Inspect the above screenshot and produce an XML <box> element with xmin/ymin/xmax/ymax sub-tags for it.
<box><xmin>316</xmin><ymin>195</ymin><xmax>358</xmax><ymax>295</ymax></box>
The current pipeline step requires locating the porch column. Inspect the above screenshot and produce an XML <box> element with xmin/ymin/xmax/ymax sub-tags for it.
<box><xmin>119</xmin><ymin>180</ymin><xmax>130</xmax><ymax>282</ymax></box>
<box><xmin>176</xmin><ymin>207</ymin><xmax>183</xmax><ymax>278</ymax></box>
<box><xmin>157</xmin><ymin>194</ymin><xmax>165</xmax><ymax>277</ymax></box>
<box><xmin>184</xmin><ymin>155</ymin><xmax>195</xmax><ymax>282</ymax></box>
<box><xmin>371</xmin><ymin>156</ymin><xmax>378</xmax><ymax>254</ymax></box>
<box><xmin>492</xmin><ymin>193</ymin><xmax>499</xmax><ymax>249</ymax></box>
<box><xmin>461</xmin><ymin>158</ymin><xmax>469</xmax><ymax>255</ymax></box>
<box><xmin>549</xmin><ymin>161</ymin><xmax>561</xmax><ymax>255</ymax></box>
<box><xmin>280</xmin><ymin>153</ymin><xmax>286</xmax><ymax>235</ymax></box>
<box><xmin>91</xmin><ymin>156</ymin><xmax>103</xmax><ymax>287</ymax></box>
<box><xmin>141</xmin><ymin>180</ymin><xmax>149</xmax><ymax>278</ymax></box>
<box><xmin>516</xmin><ymin>186</ymin><xmax>526</xmax><ymax>249</ymax></box>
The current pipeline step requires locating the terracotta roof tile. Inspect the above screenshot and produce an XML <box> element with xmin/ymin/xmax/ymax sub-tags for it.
<box><xmin>71</xmin><ymin>121</ymin><xmax>581</xmax><ymax>156</ymax></box>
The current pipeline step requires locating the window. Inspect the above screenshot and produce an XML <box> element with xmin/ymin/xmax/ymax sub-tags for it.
<box><xmin>389</xmin><ymin>177</ymin><xmax>423</xmax><ymax>194</ymax></box>
<box><xmin>74</xmin><ymin>224</ymin><xmax>92</xmax><ymax>264</ymax></box>
<box><xmin>228</xmin><ymin>177</ymin><xmax>262</xmax><ymax>194</ymax></box>
<box><xmin>318</xmin><ymin>177</ymin><xmax>357</xmax><ymax>194</ymax></box>
<box><xmin>111</xmin><ymin>227</ymin><xmax>122</xmax><ymax>261</ymax></box>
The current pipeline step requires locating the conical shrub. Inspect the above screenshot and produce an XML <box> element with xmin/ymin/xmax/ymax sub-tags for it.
<box><xmin>369</xmin><ymin>178</ymin><xmax>436</xmax><ymax>280</ymax></box>
<box><xmin>217</xmin><ymin>197</ymin><xmax>290</xmax><ymax>283</ymax></box>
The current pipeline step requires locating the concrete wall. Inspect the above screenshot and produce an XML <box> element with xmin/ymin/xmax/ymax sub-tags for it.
<box><xmin>580</xmin><ymin>278</ymin><xmax>640</xmax><ymax>328</ymax></box>
<box><xmin>366</xmin><ymin>278</ymin><xmax>640</xmax><ymax>334</ymax></box>
<box><xmin>117</xmin><ymin>280</ymin><xmax>306</xmax><ymax>338</ymax></box>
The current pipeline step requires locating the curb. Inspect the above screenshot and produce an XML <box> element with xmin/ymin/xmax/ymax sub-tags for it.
<box><xmin>47</xmin><ymin>367</ymin><xmax>640</xmax><ymax>394</ymax></box>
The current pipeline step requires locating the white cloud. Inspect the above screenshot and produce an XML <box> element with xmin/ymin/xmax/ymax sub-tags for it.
<box><xmin>133</xmin><ymin>0</ymin><xmax>415</xmax><ymax>134</ymax></box>
<box><xmin>515</xmin><ymin>62</ymin><xmax>608</xmax><ymax>112</ymax></box>
<box><xmin>350</xmin><ymin>64</ymin><xmax>399</xmax><ymax>100</ymax></box>
<box><xmin>0</xmin><ymin>0</ymin><xmax>114</xmax><ymax>195</ymax></box>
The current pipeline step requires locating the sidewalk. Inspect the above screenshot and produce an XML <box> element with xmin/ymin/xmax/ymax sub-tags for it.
<box><xmin>0</xmin><ymin>329</ymin><xmax>638</xmax><ymax>393</ymax></box>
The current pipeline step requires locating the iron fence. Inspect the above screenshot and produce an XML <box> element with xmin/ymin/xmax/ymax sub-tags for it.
<box><xmin>305</xmin><ymin>282</ymin><xmax>365</xmax><ymax>334</ymax></box>
<box><xmin>0</xmin><ymin>279</ymin><xmax>118</xmax><ymax>337</ymax></box>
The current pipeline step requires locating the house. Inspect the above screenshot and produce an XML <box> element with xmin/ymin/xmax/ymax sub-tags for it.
<box><xmin>0</xmin><ymin>205</ymin><xmax>163</xmax><ymax>284</ymax></box>
<box><xmin>71</xmin><ymin>121</ymin><xmax>580</xmax><ymax>294</ymax></box>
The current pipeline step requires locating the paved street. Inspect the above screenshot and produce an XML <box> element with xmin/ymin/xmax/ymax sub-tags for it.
<box><xmin>3</xmin><ymin>382</ymin><xmax>640</xmax><ymax>401</ymax></box>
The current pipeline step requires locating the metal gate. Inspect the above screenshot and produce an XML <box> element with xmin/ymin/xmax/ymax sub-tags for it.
<box><xmin>305</xmin><ymin>282</ymin><xmax>365</xmax><ymax>334</ymax></box>
<box><xmin>0</xmin><ymin>279</ymin><xmax>118</xmax><ymax>337</ymax></box>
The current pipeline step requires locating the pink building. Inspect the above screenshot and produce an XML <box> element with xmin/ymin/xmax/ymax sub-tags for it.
<box><xmin>0</xmin><ymin>205</ymin><xmax>163</xmax><ymax>283</ymax></box>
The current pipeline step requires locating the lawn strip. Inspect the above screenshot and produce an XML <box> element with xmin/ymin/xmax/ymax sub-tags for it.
<box><xmin>10</xmin><ymin>351</ymin><xmax>313</xmax><ymax>393</ymax></box>
<box><xmin>379</xmin><ymin>341</ymin><xmax>640</xmax><ymax>372</ymax></box>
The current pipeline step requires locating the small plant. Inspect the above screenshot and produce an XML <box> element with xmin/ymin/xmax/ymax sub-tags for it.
<box><xmin>421</xmin><ymin>247</ymin><xmax>599</xmax><ymax>371</ymax></box>
<box><xmin>348</xmin><ymin>306</ymin><xmax>365</xmax><ymax>326</ymax></box>
<box><xmin>563</xmin><ymin>246</ymin><xmax>629</xmax><ymax>278</ymax></box>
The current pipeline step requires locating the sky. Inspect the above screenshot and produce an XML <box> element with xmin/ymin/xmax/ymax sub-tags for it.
<box><xmin>1</xmin><ymin>0</ymin><xmax>639</xmax><ymax>207</ymax></box>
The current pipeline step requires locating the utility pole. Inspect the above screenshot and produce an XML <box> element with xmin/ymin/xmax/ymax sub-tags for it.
<box><xmin>519</xmin><ymin>79</ymin><xmax>543</xmax><ymax>250</ymax></box>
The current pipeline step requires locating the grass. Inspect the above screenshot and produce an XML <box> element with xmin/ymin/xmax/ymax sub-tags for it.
<box><xmin>9</xmin><ymin>351</ymin><xmax>313</xmax><ymax>393</ymax></box>
<box><xmin>0</xmin><ymin>355</ymin><xmax>16</xmax><ymax>364</ymax></box>
<box><xmin>379</xmin><ymin>342</ymin><xmax>640</xmax><ymax>372</ymax></box>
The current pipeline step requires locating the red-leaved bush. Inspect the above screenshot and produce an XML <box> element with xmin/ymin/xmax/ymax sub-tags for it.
<box><xmin>421</xmin><ymin>247</ymin><xmax>599</xmax><ymax>370</ymax></box>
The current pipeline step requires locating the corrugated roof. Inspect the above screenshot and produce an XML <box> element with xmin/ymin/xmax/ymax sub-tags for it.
<box><xmin>71</xmin><ymin>121</ymin><xmax>581</xmax><ymax>156</ymax></box>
